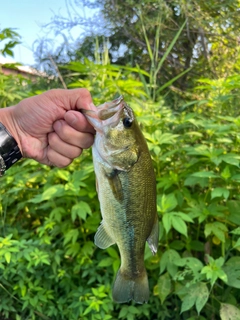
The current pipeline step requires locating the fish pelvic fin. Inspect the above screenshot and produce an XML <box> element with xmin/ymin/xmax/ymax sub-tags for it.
<box><xmin>94</xmin><ymin>222</ymin><xmax>115</xmax><ymax>249</ymax></box>
<box><xmin>112</xmin><ymin>268</ymin><xmax>149</xmax><ymax>304</ymax></box>
<box><xmin>147</xmin><ymin>214</ymin><xmax>159</xmax><ymax>255</ymax></box>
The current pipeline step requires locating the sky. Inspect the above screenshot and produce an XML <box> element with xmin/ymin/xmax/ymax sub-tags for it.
<box><xmin>0</xmin><ymin>0</ymin><xmax>85</xmax><ymax>66</ymax></box>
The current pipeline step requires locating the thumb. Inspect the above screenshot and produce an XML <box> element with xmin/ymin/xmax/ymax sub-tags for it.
<box><xmin>64</xmin><ymin>110</ymin><xmax>95</xmax><ymax>134</ymax></box>
<box><xmin>44</xmin><ymin>88</ymin><xmax>94</xmax><ymax>111</ymax></box>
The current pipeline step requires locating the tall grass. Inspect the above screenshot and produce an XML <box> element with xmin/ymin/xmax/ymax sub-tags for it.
<box><xmin>139</xmin><ymin>16</ymin><xmax>190</xmax><ymax>101</ymax></box>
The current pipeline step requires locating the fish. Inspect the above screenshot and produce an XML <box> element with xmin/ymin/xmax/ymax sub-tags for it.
<box><xmin>81</xmin><ymin>96</ymin><xmax>158</xmax><ymax>304</ymax></box>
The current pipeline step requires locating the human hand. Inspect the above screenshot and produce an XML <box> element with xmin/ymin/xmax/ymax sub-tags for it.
<box><xmin>0</xmin><ymin>88</ymin><xmax>95</xmax><ymax>167</ymax></box>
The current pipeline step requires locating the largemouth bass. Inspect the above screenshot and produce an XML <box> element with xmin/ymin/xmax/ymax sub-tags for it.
<box><xmin>82</xmin><ymin>96</ymin><xmax>158</xmax><ymax>304</ymax></box>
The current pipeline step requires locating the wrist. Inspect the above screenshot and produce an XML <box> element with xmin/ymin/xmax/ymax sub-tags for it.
<box><xmin>0</xmin><ymin>106</ymin><xmax>22</xmax><ymax>154</ymax></box>
<box><xmin>0</xmin><ymin>107</ymin><xmax>23</xmax><ymax>175</ymax></box>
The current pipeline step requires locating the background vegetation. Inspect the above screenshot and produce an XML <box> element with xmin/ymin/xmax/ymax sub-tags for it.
<box><xmin>1</xmin><ymin>1</ymin><xmax>240</xmax><ymax>319</ymax></box>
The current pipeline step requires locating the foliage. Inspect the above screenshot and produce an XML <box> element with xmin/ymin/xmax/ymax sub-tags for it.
<box><xmin>0</xmin><ymin>28</ymin><xmax>30</xmax><ymax>107</ymax></box>
<box><xmin>0</xmin><ymin>28</ymin><xmax>62</xmax><ymax>104</ymax></box>
<box><xmin>1</xmin><ymin>14</ymin><xmax>240</xmax><ymax>320</ymax></box>
<box><xmin>0</xmin><ymin>28</ymin><xmax>21</xmax><ymax>58</ymax></box>
<box><xmin>36</xmin><ymin>0</ymin><xmax>240</xmax><ymax>100</ymax></box>
<box><xmin>1</xmin><ymin>61</ymin><xmax>240</xmax><ymax>319</ymax></box>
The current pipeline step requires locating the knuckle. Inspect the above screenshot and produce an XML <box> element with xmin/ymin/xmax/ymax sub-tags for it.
<box><xmin>65</xmin><ymin>147</ymin><xmax>82</xmax><ymax>160</ymax></box>
<box><xmin>54</xmin><ymin>121</ymin><xmax>71</xmax><ymax>142</ymax></box>
<box><xmin>48</xmin><ymin>132</ymin><xmax>58</xmax><ymax>147</ymax></box>
<box><xmin>57</xmin><ymin>159</ymin><xmax>72</xmax><ymax>168</ymax></box>
<box><xmin>78</xmin><ymin>88</ymin><xmax>91</xmax><ymax>97</ymax></box>
<box><xmin>81</xmin><ymin>134</ymin><xmax>94</xmax><ymax>149</ymax></box>
<box><xmin>48</xmin><ymin>149</ymin><xmax>72</xmax><ymax>168</ymax></box>
<box><xmin>74</xmin><ymin>148</ymin><xmax>83</xmax><ymax>158</ymax></box>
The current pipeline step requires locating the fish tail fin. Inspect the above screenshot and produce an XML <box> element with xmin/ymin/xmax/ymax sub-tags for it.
<box><xmin>112</xmin><ymin>268</ymin><xmax>149</xmax><ymax>304</ymax></box>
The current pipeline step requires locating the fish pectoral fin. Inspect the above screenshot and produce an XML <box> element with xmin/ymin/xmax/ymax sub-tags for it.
<box><xmin>147</xmin><ymin>214</ymin><xmax>159</xmax><ymax>255</ymax></box>
<box><xmin>94</xmin><ymin>222</ymin><xmax>116</xmax><ymax>249</ymax></box>
<box><xmin>106</xmin><ymin>169</ymin><xmax>124</xmax><ymax>202</ymax></box>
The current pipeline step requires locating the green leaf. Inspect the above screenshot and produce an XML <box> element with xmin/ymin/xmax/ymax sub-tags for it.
<box><xmin>162</xmin><ymin>213</ymin><xmax>172</xmax><ymax>234</ymax></box>
<box><xmin>221</xmin><ymin>166</ymin><xmax>231</xmax><ymax>180</ymax></box>
<box><xmin>162</xmin><ymin>212</ymin><xmax>192</xmax><ymax>236</ymax></box>
<box><xmin>55</xmin><ymin>169</ymin><xmax>70</xmax><ymax>181</ymax></box>
<box><xmin>63</xmin><ymin>229</ymin><xmax>79</xmax><ymax>245</ymax></box>
<box><xmin>160</xmin><ymin>249</ymin><xmax>180</xmax><ymax>277</ymax></box>
<box><xmin>158</xmin><ymin>272</ymin><xmax>172</xmax><ymax>304</ymax></box>
<box><xmin>184</xmin><ymin>176</ymin><xmax>209</xmax><ymax>187</ymax></box>
<box><xmin>158</xmin><ymin>193</ymin><xmax>178</xmax><ymax>213</ymax></box>
<box><xmin>233</xmin><ymin>238</ymin><xmax>240</xmax><ymax>249</ymax></box>
<box><xmin>221</xmin><ymin>153</ymin><xmax>240</xmax><ymax>167</ymax></box>
<box><xmin>50</xmin><ymin>207</ymin><xmax>65</xmax><ymax>223</ymax></box>
<box><xmin>98</xmin><ymin>257</ymin><xmax>114</xmax><ymax>267</ymax></box>
<box><xmin>106</xmin><ymin>247</ymin><xmax>119</xmax><ymax>259</ymax></box>
<box><xmin>220</xmin><ymin>303</ymin><xmax>240</xmax><ymax>320</ymax></box>
<box><xmin>180</xmin><ymin>283</ymin><xmax>209</xmax><ymax>314</ymax></box>
<box><xmin>21</xmin><ymin>285</ymin><xmax>27</xmax><ymax>297</ymax></box>
<box><xmin>223</xmin><ymin>257</ymin><xmax>240</xmax><ymax>289</ymax></box>
<box><xmin>211</xmin><ymin>188</ymin><xmax>230</xmax><ymax>200</ymax></box>
<box><xmin>4</xmin><ymin>252</ymin><xmax>11</xmax><ymax>264</ymax></box>
<box><xmin>192</xmin><ymin>171</ymin><xmax>218</xmax><ymax>178</ymax></box>
<box><xmin>195</xmin><ymin>283</ymin><xmax>209</xmax><ymax>314</ymax></box>
<box><xmin>174</xmin><ymin>257</ymin><xmax>203</xmax><ymax>273</ymax></box>
<box><xmin>201</xmin><ymin>256</ymin><xmax>228</xmax><ymax>286</ymax></box>
<box><xmin>30</xmin><ymin>184</ymin><xmax>65</xmax><ymax>203</ymax></box>
<box><xmin>171</xmin><ymin>216</ymin><xmax>188</xmax><ymax>237</ymax></box>
<box><xmin>155</xmin><ymin>20</ymin><xmax>187</xmax><ymax>74</ymax></box>
<box><xmin>227</xmin><ymin>201</ymin><xmax>240</xmax><ymax>225</ymax></box>
<box><xmin>157</xmin><ymin>68</ymin><xmax>191</xmax><ymax>94</ymax></box>
<box><xmin>128</xmin><ymin>306</ymin><xmax>140</xmax><ymax>314</ymax></box>
<box><xmin>65</xmin><ymin>243</ymin><xmax>81</xmax><ymax>257</ymax></box>
<box><xmin>205</xmin><ymin>222</ymin><xmax>228</xmax><ymax>243</ymax></box>
<box><xmin>230</xmin><ymin>227</ymin><xmax>240</xmax><ymax>235</ymax></box>
<box><xmin>119</xmin><ymin>306</ymin><xmax>129</xmax><ymax>319</ymax></box>
<box><xmin>153</xmin><ymin>130</ymin><xmax>178</xmax><ymax>145</ymax></box>
<box><xmin>173</xmin><ymin>212</ymin><xmax>193</xmax><ymax>222</ymax></box>
<box><xmin>71</xmin><ymin>201</ymin><xmax>92</xmax><ymax>221</ymax></box>
<box><xmin>180</xmin><ymin>288</ymin><xmax>196</xmax><ymax>313</ymax></box>
<box><xmin>169</xmin><ymin>240</ymin><xmax>185</xmax><ymax>250</ymax></box>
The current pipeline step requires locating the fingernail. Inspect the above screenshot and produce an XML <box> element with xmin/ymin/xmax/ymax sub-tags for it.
<box><xmin>89</xmin><ymin>102</ymin><xmax>97</xmax><ymax>111</ymax></box>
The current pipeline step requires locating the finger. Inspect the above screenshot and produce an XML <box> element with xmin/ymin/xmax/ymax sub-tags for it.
<box><xmin>48</xmin><ymin>132</ymin><xmax>83</xmax><ymax>159</ymax></box>
<box><xmin>53</xmin><ymin>120</ymin><xmax>94</xmax><ymax>149</ymax></box>
<box><xmin>47</xmin><ymin>147</ymin><xmax>73</xmax><ymax>168</ymax></box>
<box><xmin>44</xmin><ymin>88</ymin><xmax>94</xmax><ymax>111</ymax></box>
<box><xmin>64</xmin><ymin>110</ymin><xmax>95</xmax><ymax>134</ymax></box>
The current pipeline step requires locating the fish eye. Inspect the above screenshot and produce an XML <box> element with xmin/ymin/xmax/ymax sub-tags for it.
<box><xmin>123</xmin><ymin>117</ymin><xmax>133</xmax><ymax>128</ymax></box>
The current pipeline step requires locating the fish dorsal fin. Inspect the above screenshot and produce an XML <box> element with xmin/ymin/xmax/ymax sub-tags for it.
<box><xmin>106</xmin><ymin>169</ymin><xmax>124</xmax><ymax>202</ymax></box>
<box><xmin>147</xmin><ymin>214</ymin><xmax>159</xmax><ymax>255</ymax></box>
<box><xmin>94</xmin><ymin>222</ymin><xmax>116</xmax><ymax>249</ymax></box>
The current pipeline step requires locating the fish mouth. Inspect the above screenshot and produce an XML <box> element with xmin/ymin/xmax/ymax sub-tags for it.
<box><xmin>81</xmin><ymin>96</ymin><xmax>125</xmax><ymax>133</ymax></box>
<box><xmin>98</xmin><ymin>96</ymin><xmax>124</xmax><ymax>120</ymax></box>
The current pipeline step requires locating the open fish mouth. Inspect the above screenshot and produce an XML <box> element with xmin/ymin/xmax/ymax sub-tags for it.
<box><xmin>81</xmin><ymin>96</ymin><xmax>125</xmax><ymax>133</ymax></box>
<box><xmin>98</xmin><ymin>96</ymin><xmax>124</xmax><ymax>120</ymax></box>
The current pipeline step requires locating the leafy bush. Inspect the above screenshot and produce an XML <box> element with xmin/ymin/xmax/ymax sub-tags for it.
<box><xmin>1</xmin><ymin>29</ymin><xmax>240</xmax><ymax>317</ymax></box>
<box><xmin>1</xmin><ymin>87</ymin><xmax>240</xmax><ymax>319</ymax></box>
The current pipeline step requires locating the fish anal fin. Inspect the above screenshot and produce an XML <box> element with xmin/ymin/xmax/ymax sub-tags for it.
<box><xmin>112</xmin><ymin>268</ymin><xmax>149</xmax><ymax>304</ymax></box>
<box><xmin>106</xmin><ymin>169</ymin><xmax>124</xmax><ymax>202</ymax></box>
<box><xmin>94</xmin><ymin>222</ymin><xmax>115</xmax><ymax>249</ymax></box>
<box><xmin>147</xmin><ymin>214</ymin><xmax>159</xmax><ymax>255</ymax></box>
